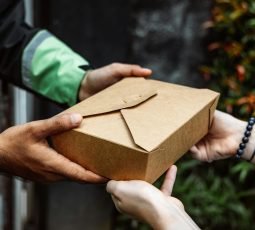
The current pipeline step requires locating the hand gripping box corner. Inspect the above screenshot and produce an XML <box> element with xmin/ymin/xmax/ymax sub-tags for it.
<box><xmin>52</xmin><ymin>78</ymin><xmax>219</xmax><ymax>183</ymax></box>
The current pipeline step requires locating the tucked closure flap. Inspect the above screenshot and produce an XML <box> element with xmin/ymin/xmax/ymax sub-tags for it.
<box><xmin>209</xmin><ymin>97</ymin><xmax>220</xmax><ymax>128</ymax></box>
<box><xmin>120</xmin><ymin>84</ymin><xmax>220</xmax><ymax>152</ymax></box>
<box><xmin>64</xmin><ymin>78</ymin><xmax>157</xmax><ymax>116</ymax></box>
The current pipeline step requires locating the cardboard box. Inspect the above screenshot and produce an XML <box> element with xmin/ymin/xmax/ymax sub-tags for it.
<box><xmin>52</xmin><ymin>78</ymin><xmax>219</xmax><ymax>183</ymax></box>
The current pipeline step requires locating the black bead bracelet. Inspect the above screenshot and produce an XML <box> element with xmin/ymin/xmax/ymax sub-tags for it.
<box><xmin>236</xmin><ymin>117</ymin><xmax>255</xmax><ymax>159</ymax></box>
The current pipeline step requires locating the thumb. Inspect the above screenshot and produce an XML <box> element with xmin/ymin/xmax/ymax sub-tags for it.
<box><xmin>160</xmin><ymin>165</ymin><xmax>177</xmax><ymax>196</ymax></box>
<box><xmin>31</xmin><ymin>113</ymin><xmax>83</xmax><ymax>139</ymax></box>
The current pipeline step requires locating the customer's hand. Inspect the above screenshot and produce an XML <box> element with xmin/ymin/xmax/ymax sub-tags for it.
<box><xmin>79</xmin><ymin>63</ymin><xmax>152</xmax><ymax>100</ymax></box>
<box><xmin>190</xmin><ymin>110</ymin><xmax>250</xmax><ymax>162</ymax></box>
<box><xmin>0</xmin><ymin>113</ymin><xmax>107</xmax><ymax>183</ymax></box>
<box><xmin>107</xmin><ymin>166</ymin><xmax>199</xmax><ymax>230</ymax></box>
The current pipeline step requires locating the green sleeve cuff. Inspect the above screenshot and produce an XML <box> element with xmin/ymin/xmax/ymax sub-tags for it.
<box><xmin>22</xmin><ymin>30</ymin><xmax>90</xmax><ymax>106</ymax></box>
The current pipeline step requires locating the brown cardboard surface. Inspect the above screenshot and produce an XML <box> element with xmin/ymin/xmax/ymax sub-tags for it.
<box><xmin>63</xmin><ymin>77</ymin><xmax>157</xmax><ymax>117</ymax></box>
<box><xmin>52</xmin><ymin>78</ymin><xmax>219</xmax><ymax>183</ymax></box>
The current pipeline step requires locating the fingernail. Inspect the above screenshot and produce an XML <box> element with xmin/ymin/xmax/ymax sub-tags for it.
<box><xmin>143</xmin><ymin>68</ymin><xmax>152</xmax><ymax>73</ymax></box>
<box><xmin>70</xmin><ymin>113</ymin><xmax>82</xmax><ymax>125</ymax></box>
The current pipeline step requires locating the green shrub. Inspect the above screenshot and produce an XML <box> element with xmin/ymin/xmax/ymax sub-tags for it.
<box><xmin>201</xmin><ymin>0</ymin><xmax>255</xmax><ymax>118</ymax></box>
<box><xmin>173</xmin><ymin>157</ymin><xmax>255</xmax><ymax>229</ymax></box>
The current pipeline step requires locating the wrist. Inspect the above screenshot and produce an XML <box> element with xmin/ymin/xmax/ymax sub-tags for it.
<box><xmin>147</xmin><ymin>200</ymin><xmax>185</xmax><ymax>230</ymax></box>
<box><xmin>149</xmin><ymin>208</ymin><xmax>173</xmax><ymax>230</ymax></box>
<box><xmin>234</xmin><ymin>117</ymin><xmax>255</xmax><ymax>163</ymax></box>
<box><xmin>223</xmin><ymin>118</ymin><xmax>247</xmax><ymax>158</ymax></box>
<box><xmin>233</xmin><ymin>119</ymin><xmax>247</xmax><ymax>156</ymax></box>
<box><xmin>78</xmin><ymin>71</ymin><xmax>93</xmax><ymax>101</ymax></box>
<box><xmin>240</xmin><ymin>121</ymin><xmax>255</xmax><ymax>163</ymax></box>
<box><xmin>150</xmin><ymin>202</ymin><xmax>191</xmax><ymax>230</ymax></box>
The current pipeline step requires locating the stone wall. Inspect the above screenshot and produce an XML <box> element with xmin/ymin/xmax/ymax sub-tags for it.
<box><xmin>130</xmin><ymin>0</ymin><xmax>212</xmax><ymax>87</ymax></box>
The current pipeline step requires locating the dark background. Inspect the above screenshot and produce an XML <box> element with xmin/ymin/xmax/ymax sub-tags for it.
<box><xmin>0</xmin><ymin>0</ymin><xmax>212</xmax><ymax>229</ymax></box>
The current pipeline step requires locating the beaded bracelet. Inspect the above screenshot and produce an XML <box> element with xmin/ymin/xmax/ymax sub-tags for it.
<box><xmin>236</xmin><ymin>117</ymin><xmax>255</xmax><ymax>159</ymax></box>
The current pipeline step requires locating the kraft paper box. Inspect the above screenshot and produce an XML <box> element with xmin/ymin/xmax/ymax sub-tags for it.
<box><xmin>52</xmin><ymin>78</ymin><xmax>219</xmax><ymax>183</ymax></box>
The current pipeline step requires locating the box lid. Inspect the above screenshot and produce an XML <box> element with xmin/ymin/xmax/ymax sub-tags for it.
<box><xmin>64</xmin><ymin>78</ymin><xmax>157</xmax><ymax>117</ymax></box>
<box><xmin>64</xmin><ymin>78</ymin><xmax>219</xmax><ymax>152</ymax></box>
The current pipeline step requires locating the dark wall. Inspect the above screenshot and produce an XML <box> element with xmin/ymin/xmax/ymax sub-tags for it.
<box><xmin>33</xmin><ymin>1</ymin><xmax>133</xmax><ymax>229</ymax></box>
<box><xmin>33</xmin><ymin>0</ymin><xmax>133</xmax><ymax>118</ymax></box>
<box><xmin>35</xmin><ymin>0</ymin><xmax>131</xmax><ymax>68</ymax></box>
<box><xmin>130</xmin><ymin>0</ymin><xmax>212</xmax><ymax>87</ymax></box>
<box><xmin>33</xmin><ymin>0</ymin><xmax>212</xmax><ymax>119</ymax></box>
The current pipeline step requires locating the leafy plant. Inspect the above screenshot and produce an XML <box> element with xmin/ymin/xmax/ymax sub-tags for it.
<box><xmin>173</xmin><ymin>157</ymin><xmax>255</xmax><ymax>229</ymax></box>
<box><xmin>201</xmin><ymin>0</ymin><xmax>255</xmax><ymax>118</ymax></box>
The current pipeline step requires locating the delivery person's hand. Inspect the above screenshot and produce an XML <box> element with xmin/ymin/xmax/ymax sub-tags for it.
<box><xmin>190</xmin><ymin>110</ymin><xmax>254</xmax><ymax>162</ymax></box>
<box><xmin>0</xmin><ymin>113</ymin><xmax>107</xmax><ymax>183</ymax></box>
<box><xmin>106</xmin><ymin>166</ymin><xmax>199</xmax><ymax>230</ymax></box>
<box><xmin>79</xmin><ymin>63</ymin><xmax>152</xmax><ymax>100</ymax></box>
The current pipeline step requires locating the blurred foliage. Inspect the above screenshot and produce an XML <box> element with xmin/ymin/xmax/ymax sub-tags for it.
<box><xmin>173</xmin><ymin>157</ymin><xmax>255</xmax><ymax>229</ymax></box>
<box><xmin>201</xmin><ymin>0</ymin><xmax>255</xmax><ymax>118</ymax></box>
<box><xmin>114</xmin><ymin>0</ymin><xmax>255</xmax><ymax>229</ymax></box>
<box><xmin>194</xmin><ymin>0</ymin><xmax>255</xmax><ymax>227</ymax></box>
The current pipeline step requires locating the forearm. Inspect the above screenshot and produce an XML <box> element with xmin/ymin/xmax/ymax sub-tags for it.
<box><xmin>0</xmin><ymin>0</ymin><xmax>91</xmax><ymax>107</ymax></box>
<box><xmin>152</xmin><ymin>217</ymin><xmax>199</xmax><ymax>230</ymax></box>
<box><xmin>150</xmin><ymin>204</ymin><xmax>200</xmax><ymax>230</ymax></box>
<box><xmin>22</xmin><ymin>30</ymin><xmax>90</xmax><ymax>106</ymax></box>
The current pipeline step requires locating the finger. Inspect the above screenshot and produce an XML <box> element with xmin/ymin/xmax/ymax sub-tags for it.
<box><xmin>111</xmin><ymin>194</ymin><xmax>121</xmax><ymax>203</ymax></box>
<box><xmin>168</xmin><ymin>197</ymin><xmax>185</xmax><ymax>210</ymax></box>
<box><xmin>189</xmin><ymin>145</ymin><xmax>199</xmax><ymax>157</ymax></box>
<box><xmin>33</xmin><ymin>172</ymin><xmax>66</xmax><ymax>183</ymax></box>
<box><xmin>45</xmin><ymin>148</ymin><xmax>108</xmax><ymax>183</ymax></box>
<box><xmin>110</xmin><ymin>63</ymin><xmax>152</xmax><ymax>78</ymax></box>
<box><xmin>190</xmin><ymin>145</ymin><xmax>210</xmax><ymax>162</ymax></box>
<box><xmin>42</xmin><ymin>173</ymin><xmax>65</xmax><ymax>182</ymax></box>
<box><xmin>106</xmin><ymin>180</ymin><xmax>119</xmax><ymax>194</ymax></box>
<box><xmin>160</xmin><ymin>165</ymin><xmax>177</xmax><ymax>196</ymax></box>
<box><xmin>189</xmin><ymin>145</ymin><xmax>200</xmax><ymax>158</ymax></box>
<box><xmin>106</xmin><ymin>180</ymin><xmax>128</xmax><ymax>200</ymax></box>
<box><xmin>190</xmin><ymin>145</ymin><xmax>199</xmax><ymax>154</ymax></box>
<box><xmin>111</xmin><ymin>194</ymin><xmax>123</xmax><ymax>213</ymax></box>
<box><xmin>12</xmin><ymin>170</ymin><xmax>66</xmax><ymax>184</ymax></box>
<box><xmin>30</xmin><ymin>113</ymin><xmax>83</xmax><ymax>139</ymax></box>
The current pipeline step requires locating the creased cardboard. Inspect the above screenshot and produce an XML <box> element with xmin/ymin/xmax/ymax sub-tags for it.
<box><xmin>52</xmin><ymin>78</ymin><xmax>220</xmax><ymax>183</ymax></box>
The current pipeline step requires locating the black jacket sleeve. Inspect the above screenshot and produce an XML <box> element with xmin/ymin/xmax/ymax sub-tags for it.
<box><xmin>0</xmin><ymin>0</ymin><xmax>39</xmax><ymax>87</ymax></box>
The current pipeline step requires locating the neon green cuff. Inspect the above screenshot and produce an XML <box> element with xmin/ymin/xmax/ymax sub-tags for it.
<box><xmin>22</xmin><ymin>30</ymin><xmax>89</xmax><ymax>106</ymax></box>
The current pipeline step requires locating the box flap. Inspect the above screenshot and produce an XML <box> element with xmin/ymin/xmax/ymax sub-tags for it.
<box><xmin>64</xmin><ymin>78</ymin><xmax>157</xmax><ymax>116</ymax></box>
<box><xmin>120</xmin><ymin>84</ymin><xmax>220</xmax><ymax>152</ymax></box>
<box><xmin>209</xmin><ymin>94</ymin><xmax>220</xmax><ymax>127</ymax></box>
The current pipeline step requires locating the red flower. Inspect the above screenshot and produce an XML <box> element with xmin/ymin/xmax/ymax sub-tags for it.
<box><xmin>236</xmin><ymin>65</ymin><xmax>246</xmax><ymax>82</ymax></box>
